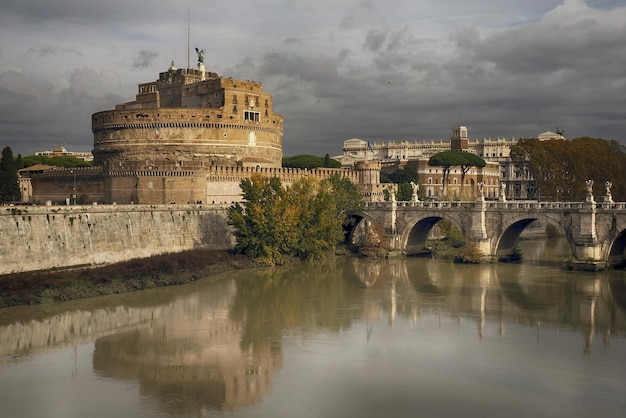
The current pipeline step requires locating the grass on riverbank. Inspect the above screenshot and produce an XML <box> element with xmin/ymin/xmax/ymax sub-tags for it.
<box><xmin>0</xmin><ymin>249</ymin><xmax>255</xmax><ymax>308</ymax></box>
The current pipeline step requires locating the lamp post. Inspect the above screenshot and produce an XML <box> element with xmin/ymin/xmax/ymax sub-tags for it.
<box><xmin>71</xmin><ymin>170</ymin><xmax>76</xmax><ymax>205</ymax></box>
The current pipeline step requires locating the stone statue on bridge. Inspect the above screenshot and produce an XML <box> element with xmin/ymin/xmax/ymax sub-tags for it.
<box><xmin>410</xmin><ymin>181</ymin><xmax>419</xmax><ymax>202</ymax></box>
<box><xmin>585</xmin><ymin>179</ymin><xmax>595</xmax><ymax>203</ymax></box>
<box><xmin>604</xmin><ymin>181</ymin><xmax>614</xmax><ymax>204</ymax></box>
<box><xmin>388</xmin><ymin>185</ymin><xmax>396</xmax><ymax>203</ymax></box>
<box><xmin>499</xmin><ymin>182</ymin><xmax>506</xmax><ymax>202</ymax></box>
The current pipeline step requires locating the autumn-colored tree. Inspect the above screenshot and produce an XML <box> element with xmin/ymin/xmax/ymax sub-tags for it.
<box><xmin>510</xmin><ymin>137</ymin><xmax>626</xmax><ymax>201</ymax></box>
<box><xmin>228</xmin><ymin>174</ymin><xmax>289</xmax><ymax>263</ymax></box>
<box><xmin>228</xmin><ymin>172</ymin><xmax>364</xmax><ymax>264</ymax></box>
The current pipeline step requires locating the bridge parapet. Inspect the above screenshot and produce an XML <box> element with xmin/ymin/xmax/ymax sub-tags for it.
<box><xmin>359</xmin><ymin>198</ymin><xmax>626</xmax><ymax>267</ymax></box>
<box><xmin>369</xmin><ymin>199</ymin><xmax>626</xmax><ymax>212</ymax></box>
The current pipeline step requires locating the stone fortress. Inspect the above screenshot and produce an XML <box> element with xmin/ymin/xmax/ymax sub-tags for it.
<box><xmin>23</xmin><ymin>55</ymin><xmax>365</xmax><ymax>205</ymax></box>
<box><xmin>18</xmin><ymin>49</ymin><xmax>559</xmax><ymax>206</ymax></box>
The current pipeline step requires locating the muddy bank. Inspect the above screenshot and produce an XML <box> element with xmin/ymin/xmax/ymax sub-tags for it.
<box><xmin>0</xmin><ymin>249</ymin><xmax>255</xmax><ymax>308</ymax></box>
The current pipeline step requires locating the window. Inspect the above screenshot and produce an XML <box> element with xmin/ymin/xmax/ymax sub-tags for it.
<box><xmin>244</xmin><ymin>111</ymin><xmax>260</xmax><ymax>121</ymax></box>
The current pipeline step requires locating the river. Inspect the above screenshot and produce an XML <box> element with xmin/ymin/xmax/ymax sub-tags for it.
<box><xmin>1</xmin><ymin>238</ymin><xmax>625</xmax><ymax>417</ymax></box>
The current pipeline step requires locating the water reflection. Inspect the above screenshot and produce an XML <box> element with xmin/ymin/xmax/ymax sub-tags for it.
<box><xmin>93</xmin><ymin>280</ymin><xmax>279</xmax><ymax>414</ymax></box>
<box><xmin>1</xmin><ymin>248</ymin><xmax>626</xmax><ymax>416</ymax></box>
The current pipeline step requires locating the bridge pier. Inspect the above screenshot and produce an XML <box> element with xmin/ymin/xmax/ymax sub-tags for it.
<box><xmin>469</xmin><ymin>198</ymin><xmax>493</xmax><ymax>260</ymax></box>
<box><xmin>573</xmin><ymin>195</ymin><xmax>602</xmax><ymax>261</ymax></box>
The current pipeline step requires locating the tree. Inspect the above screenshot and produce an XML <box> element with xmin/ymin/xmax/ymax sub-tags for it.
<box><xmin>381</xmin><ymin>166</ymin><xmax>419</xmax><ymax>201</ymax></box>
<box><xmin>510</xmin><ymin>136</ymin><xmax>626</xmax><ymax>201</ymax></box>
<box><xmin>428</xmin><ymin>152</ymin><xmax>469</xmax><ymax>197</ymax></box>
<box><xmin>228</xmin><ymin>174</ymin><xmax>289</xmax><ymax>263</ymax></box>
<box><xmin>14</xmin><ymin>154</ymin><xmax>24</xmax><ymax>170</ymax></box>
<box><xmin>458</xmin><ymin>152</ymin><xmax>486</xmax><ymax>198</ymax></box>
<box><xmin>228</xmin><ymin>172</ymin><xmax>364</xmax><ymax>264</ymax></box>
<box><xmin>0</xmin><ymin>147</ymin><xmax>21</xmax><ymax>202</ymax></box>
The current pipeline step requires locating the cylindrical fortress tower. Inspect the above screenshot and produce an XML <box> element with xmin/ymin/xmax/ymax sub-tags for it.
<box><xmin>92</xmin><ymin>65</ymin><xmax>283</xmax><ymax>168</ymax></box>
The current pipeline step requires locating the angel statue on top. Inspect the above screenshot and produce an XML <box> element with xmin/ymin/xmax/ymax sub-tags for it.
<box><xmin>195</xmin><ymin>48</ymin><xmax>205</xmax><ymax>65</ymax></box>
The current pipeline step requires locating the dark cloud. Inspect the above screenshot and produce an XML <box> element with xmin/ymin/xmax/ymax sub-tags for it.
<box><xmin>132</xmin><ymin>50</ymin><xmax>159</xmax><ymax>68</ymax></box>
<box><xmin>27</xmin><ymin>45</ymin><xmax>83</xmax><ymax>58</ymax></box>
<box><xmin>363</xmin><ymin>29</ymin><xmax>387</xmax><ymax>52</ymax></box>
<box><xmin>1</xmin><ymin>0</ymin><xmax>625</xmax><ymax>158</ymax></box>
<box><xmin>0</xmin><ymin>68</ymin><xmax>125</xmax><ymax>153</ymax></box>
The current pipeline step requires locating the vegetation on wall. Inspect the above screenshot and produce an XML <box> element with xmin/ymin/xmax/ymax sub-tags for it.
<box><xmin>228</xmin><ymin>172</ymin><xmax>364</xmax><ymax>265</ymax></box>
<box><xmin>282</xmin><ymin>154</ymin><xmax>341</xmax><ymax>169</ymax></box>
<box><xmin>22</xmin><ymin>155</ymin><xmax>92</xmax><ymax>168</ymax></box>
<box><xmin>510</xmin><ymin>137</ymin><xmax>626</xmax><ymax>201</ymax></box>
<box><xmin>0</xmin><ymin>147</ymin><xmax>20</xmax><ymax>202</ymax></box>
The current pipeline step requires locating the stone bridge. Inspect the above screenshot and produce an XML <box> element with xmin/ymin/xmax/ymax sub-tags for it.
<box><xmin>351</xmin><ymin>195</ymin><xmax>626</xmax><ymax>268</ymax></box>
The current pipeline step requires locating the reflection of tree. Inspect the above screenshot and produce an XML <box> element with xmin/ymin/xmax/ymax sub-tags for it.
<box><xmin>230</xmin><ymin>258</ymin><xmax>365</xmax><ymax>353</ymax></box>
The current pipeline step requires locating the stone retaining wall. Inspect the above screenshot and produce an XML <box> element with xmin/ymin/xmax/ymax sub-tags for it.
<box><xmin>0</xmin><ymin>204</ymin><xmax>234</xmax><ymax>275</ymax></box>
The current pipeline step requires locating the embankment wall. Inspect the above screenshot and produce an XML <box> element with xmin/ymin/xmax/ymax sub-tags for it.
<box><xmin>0</xmin><ymin>204</ymin><xmax>234</xmax><ymax>275</ymax></box>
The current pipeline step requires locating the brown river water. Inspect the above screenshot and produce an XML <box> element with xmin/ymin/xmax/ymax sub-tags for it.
<box><xmin>1</xmin><ymin>238</ymin><xmax>625</xmax><ymax>417</ymax></box>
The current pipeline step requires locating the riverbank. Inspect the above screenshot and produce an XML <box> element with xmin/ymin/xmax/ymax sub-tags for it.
<box><xmin>0</xmin><ymin>249</ymin><xmax>256</xmax><ymax>308</ymax></box>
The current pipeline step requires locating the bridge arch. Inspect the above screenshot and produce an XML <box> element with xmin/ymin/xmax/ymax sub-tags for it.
<box><xmin>399</xmin><ymin>213</ymin><xmax>465</xmax><ymax>255</ymax></box>
<box><xmin>494</xmin><ymin>214</ymin><xmax>572</xmax><ymax>261</ymax></box>
<box><xmin>343</xmin><ymin>211</ymin><xmax>388</xmax><ymax>248</ymax></box>
<box><xmin>607</xmin><ymin>228</ymin><xmax>626</xmax><ymax>268</ymax></box>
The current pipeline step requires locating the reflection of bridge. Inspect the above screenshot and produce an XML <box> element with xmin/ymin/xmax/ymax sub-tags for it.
<box><xmin>348</xmin><ymin>257</ymin><xmax>626</xmax><ymax>354</ymax></box>
<box><xmin>353</xmin><ymin>196</ymin><xmax>626</xmax><ymax>266</ymax></box>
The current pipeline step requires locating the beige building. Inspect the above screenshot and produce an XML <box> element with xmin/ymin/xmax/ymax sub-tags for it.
<box><xmin>35</xmin><ymin>146</ymin><xmax>93</xmax><ymax>162</ymax></box>
<box><xmin>340</xmin><ymin>127</ymin><xmax>564</xmax><ymax>200</ymax></box>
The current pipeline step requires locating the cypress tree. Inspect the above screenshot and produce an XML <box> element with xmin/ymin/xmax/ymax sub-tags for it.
<box><xmin>0</xmin><ymin>147</ymin><xmax>21</xmax><ymax>202</ymax></box>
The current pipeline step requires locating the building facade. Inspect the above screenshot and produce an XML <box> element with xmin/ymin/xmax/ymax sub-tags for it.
<box><xmin>340</xmin><ymin>127</ymin><xmax>564</xmax><ymax>200</ymax></box>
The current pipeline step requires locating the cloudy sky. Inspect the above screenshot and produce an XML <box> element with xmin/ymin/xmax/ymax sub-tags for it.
<box><xmin>1</xmin><ymin>0</ymin><xmax>625</xmax><ymax>157</ymax></box>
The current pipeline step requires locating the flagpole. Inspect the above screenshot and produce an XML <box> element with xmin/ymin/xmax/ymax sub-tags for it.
<box><xmin>187</xmin><ymin>8</ymin><xmax>190</xmax><ymax>69</ymax></box>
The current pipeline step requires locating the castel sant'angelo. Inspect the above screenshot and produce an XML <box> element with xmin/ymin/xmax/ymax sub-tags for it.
<box><xmin>26</xmin><ymin>54</ymin><xmax>378</xmax><ymax>205</ymax></box>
